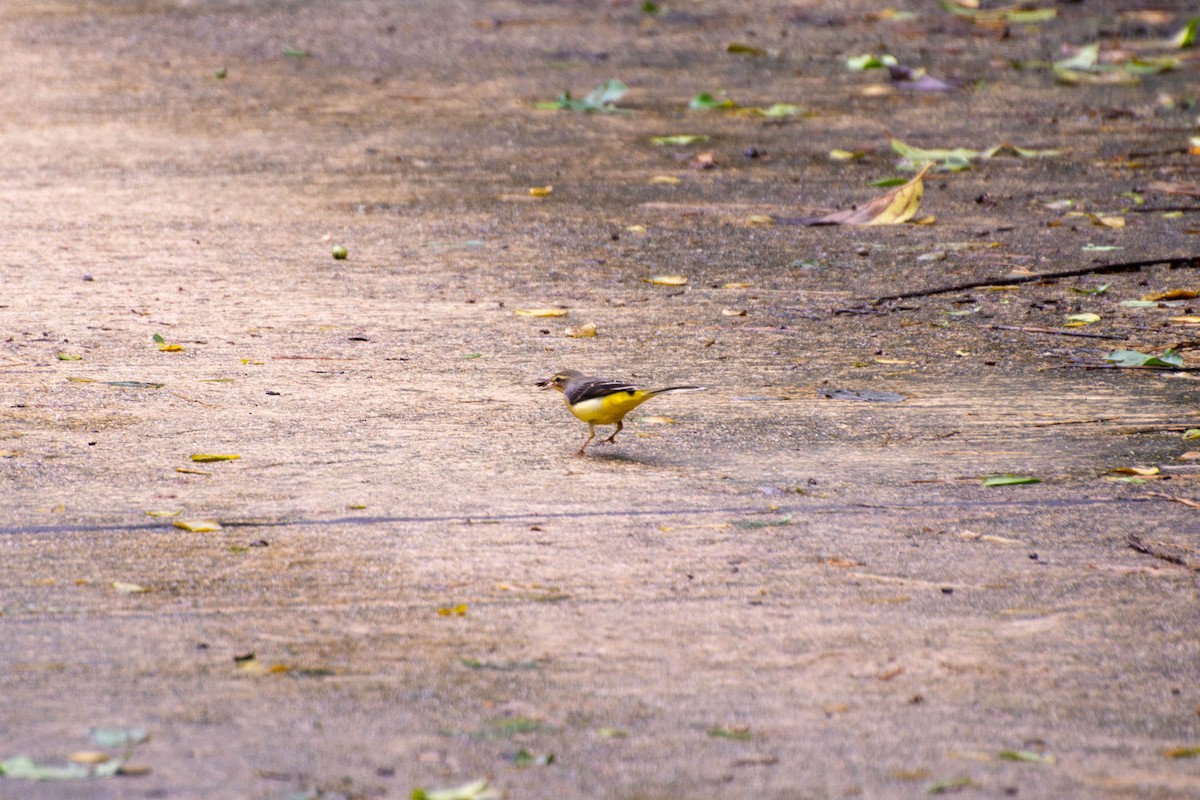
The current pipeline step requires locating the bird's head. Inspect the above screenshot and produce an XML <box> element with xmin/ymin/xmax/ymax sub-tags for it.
<box><xmin>536</xmin><ymin>369</ymin><xmax>582</xmax><ymax>392</ymax></box>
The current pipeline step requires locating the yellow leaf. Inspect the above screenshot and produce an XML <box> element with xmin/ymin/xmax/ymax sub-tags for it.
<box><xmin>1142</xmin><ymin>288</ymin><xmax>1198</xmax><ymax>301</ymax></box>
<box><xmin>721</xmin><ymin>308</ymin><xmax>747</xmax><ymax>316</ymax></box>
<box><xmin>625</xmin><ymin>224</ymin><xmax>646</xmax><ymax>233</ymax></box>
<box><xmin>112</xmin><ymin>581</ymin><xmax>149</xmax><ymax>594</ymax></box>
<box><xmin>1110</xmin><ymin>466</ymin><xmax>1160</xmax><ymax>476</ymax></box>
<box><xmin>173</xmin><ymin>519</ymin><xmax>223</xmax><ymax>532</ymax></box>
<box><xmin>158</xmin><ymin>343</ymin><xmax>184</xmax><ymax>352</ymax></box>
<box><xmin>145</xmin><ymin>509</ymin><xmax>183</xmax><ymax>517</ymax></box>
<box><xmin>564</xmin><ymin>323</ymin><xmax>598</xmax><ymax>338</ymax></box>
<box><xmin>722</xmin><ymin>282</ymin><xmax>753</xmax><ymax>289</ymax></box>
<box><xmin>648</xmin><ymin>175</ymin><xmax>681</xmax><ymax>184</ymax></box>
<box><xmin>807</xmin><ymin>163</ymin><xmax>931</xmax><ymax>225</ymax></box>
<box><xmin>241</xmin><ymin>358</ymin><xmax>264</xmax><ymax>365</ymax></box>
<box><xmin>528</xmin><ymin>185</ymin><xmax>553</xmax><ymax>197</ymax></box>
<box><xmin>190</xmin><ymin>453</ymin><xmax>240</xmax><ymax>462</ymax></box>
<box><xmin>1087</xmin><ymin>213</ymin><xmax>1126</xmax><ymax>228</ymax></box>
<box><xmin>645</xmin><ymin>275</ymin><xmax>688</xmax><ymax>286</ymax></box>
<box><xmin>1169</xmin><ymin>316</ymin><xmax>1200</xmax><ymax>324</ymax></box>
<box><xmin>1064</xmin><ymin>313</ymin><xmax>1101</xmax><ymax>327</ymax></box>
<box><xmin>745</xmin><ymin>215</ymin><xmax>774</xmax><ymax>226</ymax></box>
<box><xmin>514</xmin><ymin>308</ymin><xmax>568</xmax><ymax>317</ymax></box>
<box><xmin>829</xmin><ymin>149</ymin><xmax>865</xmax><ymax>160</ymax></box>
<box><xmin>68</xmin><ymin>751</ymin><xmax>111</xmax><ymax>765</ymax></box>
<box><xmin>875</xmin><ymin>358</ymin><xmax>914</xmax><ymax>365</ymax></box>
<box><xmin>437</xmin><ymin>603</ymin><xmax>469</xmax><ymax>616</ymax></box>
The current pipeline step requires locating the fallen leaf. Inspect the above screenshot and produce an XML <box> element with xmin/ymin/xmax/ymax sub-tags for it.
<box><xmin>651</xmin><ymin>134</ymin><xmax>709</xmax><ymax>146</ymax></box>
<box><xmin>437</xmin><ymin>603</ymin><xmax>469</xmax><ymax>616</ymax></box>
<box><xmin>982</xmin><ymin>474</ymin><xmax>1041</xmax><ymax>486</ymax></box>
<box><xmin>190</xmin><ymin>453</ymin><xmax>240</xmax><ymax>462</ymax></box>
<box><xmin>1104</xmin><ymin>348</ymin><xmax>1184</xmax><ymax>368</ymax></box>
<box><xmin>528</xmin><ymin>185</ymin><xmax>553</xmax><ymax>197</ymax></box>
<box><xmin>999</xmin><ymin>749</ymin><xmax>1056</xmax><ymax>765</ymax></box>
<box><xmin>56</xmin><ymin>352</ymin><xmax>82</xmax><ymax>361</ymax></box>
<box><xmin>145</xmin><ymin>510</ymin><xmax>183</xmax><ymax>517</ymax></box>
<box><xmin>89</xmin><ymin>727</ymin><xmax>150</xmax><ymax>747</ymax></box>
<box><xmin>1142</xmin><ymin>288</ymin><xmax>1198</xmax><ymax>301</ymax></box>
<box><xmin>648</xmin><ymin>175</ymin><xmax>681</xmax><ymax>184</ymax></box>
<box><xmin>829</xmin><ymin>149</ymin><xmax>865</xmax><ymax>160</ymax></box>
<box><xmin>645</xmin><ymin>275</ymin><xmax>688</xmax><ymax>286</ymax></box>
<box><xmin>111</xmin><ymin>582</ymin><xmax>149</xmax><ymax>594</ymax></box>
<box><xmin>412</xmin><ymin>778</ymin><xmax>501</xmax><ymax>800</ymax></box>
<box><xmin>1165</xmin><ymin>746</ymin><xmax>1200</xmax><ymax>758</ymax></box>
<box><xmin>173</xmin><ymin>519</ymin><xmax>223</xmax><ymax>532</ymax></box>
<box><xmin>797</xmin><ymin>162</ymin><xmax>932</xmax><ymax>225</ymax></box>
<box><xmin>707</xmin><ymin>725</ymin><xmax>752</xmax><ymax>740</ymax></box>
<box><xmin>745</xmin><ymin>215</ymin><xmax>773</xmax><ymax>226</ymax></box>
<box><xmin>637</xmin><ymin>415</ymin><xmax>674</xmax><ymax>424</ymax></box>
<box><xmin>67</xmin><ymin>752</ymin><xmax>109</xmax><ymax>765</ymax></box>
<box><xmin>564</xmin><ymin>323</ymin><xmax>597</xmax><ymax>338</ymax></box>
<box><xmin>847</xmin><ymin>53</ymin><xmax>898</xmax><ymax>70</ymax></box>
<box><xmin>1064</xmin><ymin>312</ymin><xmax>1101</xmax><ymax>327</ymax></box>
<box><xmin>1111</xmin><ymin>466</ymin><xmax>1160</xmax><ymax>476</ymax></box>
<box><xmin>598</xmin><ymin>727</ymin><xmax>629</xmax><ymax>738</ymax></box>
<box><xmin>514</xmin><ymin>308</ymin><xmax>568</xmax><ymax>317</ymax></box>
<box><xmin>722</xmin><ymin>282</ymin><xmax>753</xmax><ymax>289</ymax></box>
<box><xmin>538</xmin><ymin>79</ymin><xmax>628</xmax><ymax>113</ymax></box>
<box><xmin>1087</xmin><ymin>213</ymin><xmax>1125</xmax><ymax>228</ymax></box>
<box><xmin>727</xmin><ymin>42</ymin><xmax>766</xmax><ymax>56</ymax></box>
<box><xmin>722</xmin><ymin>308</ymin><xmax>747</xmax><ymax>316</ymax></box>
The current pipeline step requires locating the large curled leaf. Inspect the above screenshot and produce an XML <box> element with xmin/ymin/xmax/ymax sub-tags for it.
<box><xmin>795</xmin><ymin>162</ymin><xmax>932</xmax><ymax>225</ymax></box>
<box><xmin>1104</xmin><ymin>349</ymin><xmax>1184</xmax><ymax>368</ymax></box>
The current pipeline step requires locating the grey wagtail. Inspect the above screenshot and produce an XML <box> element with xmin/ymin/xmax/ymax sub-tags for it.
<box><xmin>537</xmin><ymin>369</ymin><xmax>704</xmax><ymax>455</ymax></box>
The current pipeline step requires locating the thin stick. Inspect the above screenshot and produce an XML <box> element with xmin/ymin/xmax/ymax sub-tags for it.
<box><xmin>871</xmin><ymin>255</ymin><xmax>1199</xmax><ymax>304</ymax></box>
<box><xmin>990</xmin><ymin>324</ymin><xmax>1126</xmax><ymax>340</ymax></box>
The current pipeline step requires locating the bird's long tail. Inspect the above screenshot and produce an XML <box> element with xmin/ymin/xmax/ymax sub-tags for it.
<box><xmin>646</xmin><ymin>385</ymin><xmax>706</xmax><ymax>397</ymax></box>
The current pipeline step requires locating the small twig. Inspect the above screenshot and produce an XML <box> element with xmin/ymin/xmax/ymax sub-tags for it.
<box><xmin>1143</xmin><ymin>491</ymin><xmax>1200</xmax><ymax>510</ymax></box>
<box><xmin>1040</xmin><ymin>364</ymin><xmax>1200</xmax><ymax>372</ymax></box>
<box><xmin>1127</xmin><ymin>531</ymin><xmax>1200</xmax><ymax>571</ymax></box>
<box><xmin>990</xmin><ymin>324</ymin><xmax>1126</xmax><ymax>340</ymax></box>
<box><xmin>1030</xmin><ymin>417</ymin><xmax>1121</xmax><ymax>427</ymax></box>
<box><xmin>1126</xmin><ymin>206</ymin><xmax>1200</xmax><ymax>214</ymax></box>
<box><xmin>871</xmin><ymin>255</ymin><xmax>1199</xmax><ymax>304</ymax></box>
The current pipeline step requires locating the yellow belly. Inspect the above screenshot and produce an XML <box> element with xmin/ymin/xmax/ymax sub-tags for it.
<box><xmin>567</xmin><ymin>391</ymin><xmax>651</xmax><ymax>425</ymax></box>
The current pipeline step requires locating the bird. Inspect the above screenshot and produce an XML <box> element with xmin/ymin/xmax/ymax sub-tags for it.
<box><xmin>537</xmin><ymin>369</ymin><xmax>705</xmax><ymax>455</ymax></box>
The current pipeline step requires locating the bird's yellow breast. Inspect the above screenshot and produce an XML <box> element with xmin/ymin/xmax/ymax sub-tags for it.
<box><xmin>566</xmin><ymin>390</ymin><xmax>652</xmax><ymax>425</ymax></box>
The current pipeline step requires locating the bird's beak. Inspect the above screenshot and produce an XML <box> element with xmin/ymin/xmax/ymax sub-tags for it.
<box><xmin>536</xmin><ymin>377</ymin><xmax>552</xmax><ymax>389</ymax></box>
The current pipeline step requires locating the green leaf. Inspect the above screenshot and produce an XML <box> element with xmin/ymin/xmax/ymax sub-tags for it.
<box><xmin>282</xmin><ymin>46</ymin><xmax>310</xmax><ymax>58</ymax></box>
<box><xmin>1170</xmin><ymin>17</ymin><xmax>1198</xmax><ymax>48</ymax></box>
<box><xmin>543</xmin><ymin>80</ymin><xmax>629</xmax><ymax>113</ymax></box>
<box><xmin>727</xmin><ymin>42</ymin><xmax>766</xmax><ymax>56</ymax></box>
<box><xmin>55</xmin><ymin>352</ymin><xmax>82</xmax><ymax>361</ymax></box>
<box><xmin>0</xmin><ymin>755</ymin><xmax>125</xmax><ymax>781</ymax></box>
<box><xmin>1183</xmin><ymin>429</ymin><xmax>1200</xmax><ymax>441</ymax></box>
<box><xmin>1125</xmin><ymin>57</ymin><xmax>1179</xmax><ymax>75</ymax></box>
<box><xmin>750</xmin><ymin>103</ymin><xmax>798</xmax><ymax>117</ymax></box>
<box><xmin>651</xmin><ymin>134</ymin><xmax>709</xmax><ymax>146</ymax></box>
<box><xmin>688</xmin><ymin>92</ymin><xmax>734</xmax><ymax>110</ymax></box>
<box><xmin>869</xmin><ymin>176</ymin><xmax>908</xmax><ymax>188</ymax></box>
<box><xmin>641</xmin><ymin>1</ymin><xmax>661</xmax><ymax>13</ymax></box>
<box><xmin>999</xmin><ymin>749</ymin><xmax>1055</xmax><ymax>764</ymax></box>
<box><xmin>982</xmin><ymin>474</ymin><xmax>1041</xmax><ymax>487</ymax></box>
<box><xmin>1104</xmin><ymin>349</ymin><xmax>1184</xmax><ymax>368</ymax></box>
<box><xmin>411</xmin><ymin>780</ymin><xmax>500</xmax><ymax>800</ymax></box>
<box><xmin>152</xmin><ymin>333</ymin><xmax>166</xmax><ymax>345</ymax></box>
<box><xmin>1006</xmin><ymin>8</ymin><xmax>1057</xmax><ymax>23</ymax></box>
<box><xmin>847</xmin><ymin>53</ymin><xmax>898</xmax><ymax>70</ymax></box>
<box><xmin>1054</xmin><ymin>43</ymin><xmax>1100</xmax><ymax>73</ymax></box>
<box><xmin>1070</xmin><ymin>283</ymin><xmax>1110</xmax><ymax>296</ymax></box>
<box><xmin>508</xmin><ymin>748</ymin><xmax>555</xmax><ymax>766</ymax></box>
<box><xmin>927</xmin><ymin>775</ymin><xmax>975</xmax><ymax>794</ymax></box>
<box><xmin>89</xmin><ymin>727</ymin><xmax>149</xmax><ymax>748</ymax></box>
<box><xmin>707</xmin><ymin>726</ymin><xmax>752</xmax><ymax>740</ymax></box>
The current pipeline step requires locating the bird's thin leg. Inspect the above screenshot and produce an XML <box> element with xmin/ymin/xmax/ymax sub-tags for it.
<box><xmin>602</xmin><ymin>419</ymin><xmax>624</xmax><ymax>444</ymax></box>
<box><xmin>577</xmin><ymin>423</ymin><xmax>597</xmax><ymax>456</ymax></box>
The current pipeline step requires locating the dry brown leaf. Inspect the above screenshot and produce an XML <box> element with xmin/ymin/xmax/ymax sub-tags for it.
<box><xmin>1142</xmin><ymin>288</ymin><xmax>1198</xmax><ymax>301</ymax></box>
<box><xmin>799</xmin><ymin>163</ymin><xmax>932</xmax><ymax>226</ymax></box>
